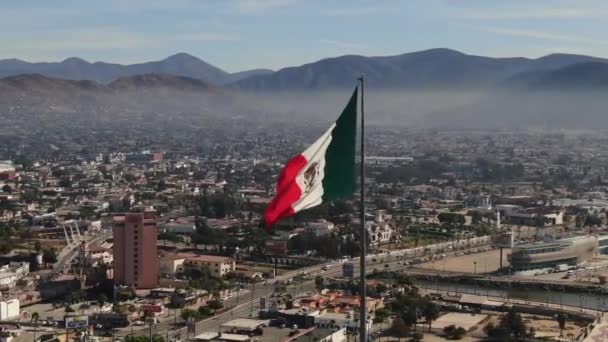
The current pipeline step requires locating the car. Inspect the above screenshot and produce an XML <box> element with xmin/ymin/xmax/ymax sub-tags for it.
<box><xmin>321</xmin><ymin>266</ymin><xmax>331</xmax><ymax>271</ymax></box>
<box><xmin>132</xmin><ymin>321</ymin><xmax>145</xmax><ymax>326</ymax></box>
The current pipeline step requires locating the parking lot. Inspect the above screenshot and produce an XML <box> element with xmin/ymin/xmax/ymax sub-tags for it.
<box><xmin>417</xmin><ymin>249</ymin><xmax>510</xmax><ymax>274</ymax></box>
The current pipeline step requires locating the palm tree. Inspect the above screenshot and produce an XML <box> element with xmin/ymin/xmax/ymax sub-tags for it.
<box><xmin>556</xmin><ymin>313</ymin><xmax>567</xmax><ymax>337</ymax></box>
<box><xmin>422</xmin><ymin>300</ymin><xmax>440</xmax><ymax>332</ymax></box>
<box><xmin>31</xmin><ymin>312</ymin><xmax>40</xmax><ymax>342</ymax></box>
<box><xmin>97</xmin><ymin>293</ymin><xmax>108</xmax><ymax>313</ymax></box>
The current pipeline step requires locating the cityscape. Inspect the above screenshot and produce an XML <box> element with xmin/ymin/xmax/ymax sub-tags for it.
<box><xmin>2</xmin><ymin>1</ymin><xmax>608</xmax><ymax>342</ymax></box>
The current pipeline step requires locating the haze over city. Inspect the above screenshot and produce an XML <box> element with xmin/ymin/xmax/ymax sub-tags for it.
<box><xmin>2</xmin><ymin>1</ymin><xmax>608</xmax><ymax>342</ymax></box>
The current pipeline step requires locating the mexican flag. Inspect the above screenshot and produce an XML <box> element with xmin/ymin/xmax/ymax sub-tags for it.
<box><xmin>264</xmin><ymin>87</ymin><xmax>358</xmax><ymax>229</ymax></box>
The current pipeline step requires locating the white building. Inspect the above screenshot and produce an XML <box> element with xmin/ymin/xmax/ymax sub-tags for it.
<box><xmin>315</xmin><ymin>312</ymin><xmax>372</xmax><ymax>332</ymax></box>
<box><xmin>87</xmin><ymin>246</ymin><xmax>113</xmax><ymax>266</ymax></box>
<box><xmin>366</xmin><ymin>210</ymin><xmax>396</xmax><ymax>245</ymax></box>
<box><xmin>0</xmin><ymin>299</ymin><xmax>19</xmax><ymax>320</ymax></box>
<box><xmin>183</xmin><ymin>255</ymin><xmax>236</xmax><ymax>277</ymax></box>
<box><xmin>305</xmin><ymin>220</ymin><xmax>335</xmax><ymax>236</ymax></box>
<box><xmin>161</xmin><ymin>217</ymin><xmax>196</xmax><ymax>234</ymax></box>
<box><xmin>158</xmin><ymin>254</ymin><xmax>187</xmax><ymax>275</ymax></box>
<box><xmin>0</xmin><ymin>263</ymin><xmax>29</xmax><ymax>288</ymax></box>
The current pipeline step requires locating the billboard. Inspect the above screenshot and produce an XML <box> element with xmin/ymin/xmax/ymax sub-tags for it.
<box><xmin>343</xmin><ymin>262</ymin><xmax>354</xmax><ymax>278</ymax></box>
<box><xmin>65</xmin><ymin>316</ymin><xmax>89</xmax><ymax>329</ymax></box>
<box><xmin>492</xmin><ymin>232</ymin><xmax>514</xmax><ymax>248</ymax></box>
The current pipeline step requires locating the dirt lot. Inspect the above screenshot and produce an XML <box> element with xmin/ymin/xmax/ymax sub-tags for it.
<box><xmin>470</xmin><ymin>313</ymin><xmax>585</xmax><ymax>340</ymax></box>
<box><xmin>417</xmin><ymin>249</ymin><xmax>510</xmax><ymax>274</ymax></box>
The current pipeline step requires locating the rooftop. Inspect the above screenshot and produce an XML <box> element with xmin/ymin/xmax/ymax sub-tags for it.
<box><xmin>220</xmin><ymin>318</ymin><xmax>270</xmax><ymax>331</ymax></box>
<box><xmin>187</xmin><ymin>255</ymin><xmax>235</xmax><ymax>263</ymax></box>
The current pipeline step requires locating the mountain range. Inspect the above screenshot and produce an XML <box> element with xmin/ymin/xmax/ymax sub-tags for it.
<box><xmin>233</xmin><ymin>48</ymin><xmax>608</xmax><ymax>91</ymax></box>
<box><xmin>0</xmin><ymin>53</ymin><xmax>273</xmax><ymax>85</ymax></box>
<box><xmin>3</xmin><ymin>48</ymin><xmax>608</xmax><ymax>90</ymax></box>
<box><xmin>3</xmin><ymin>48</ymin><xmax>608</xmax><ymax>132</ymax></box>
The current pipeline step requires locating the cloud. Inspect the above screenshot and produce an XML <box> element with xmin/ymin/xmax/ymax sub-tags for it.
<box><xmin>2</xmin><ymin>28</ymin><xmax>155</xmax><ymax>51</ymax></box>
<box><xmin>0</xmin><ymin>27</ymin><xmax>236</xmax><ymax>63</ymax></box>
<box><xmin>319</xmin><ymin>39</ymin><xmax>367</xmax><ymax>50</ymax></box>
<box><xmin>321</xmin><ymin>6</ymin><xmax>389</xmax><ymax>16</ymax></box>
<box><xmin>174</xmin><ymin>33</ymin><xmax>238</xmax><ymax>42</ymax></box>
<box><xmin>0</xmin><ymin>7</ymin><xmax>81</xmax><ymax>29</ymax></box>
<box><xmin>477</xmin><ymin>27</ymin><xmax>608</xmax><ymax>46</ymax></box>
<box><xmin>234</xmin><ymin>0</ymin><xmax>296</xmax><ymax>13</ymax></box>
<box><xmin>460</xmin><ymin>6</ymin><xmax>608</xmax><ymax>19</ymax></box>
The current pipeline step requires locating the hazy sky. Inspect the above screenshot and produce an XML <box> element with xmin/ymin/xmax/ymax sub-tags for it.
<box><xmin>2</xmin><ymin>0</ymin><xmax>608</xmax><ymax>72</ymax></box>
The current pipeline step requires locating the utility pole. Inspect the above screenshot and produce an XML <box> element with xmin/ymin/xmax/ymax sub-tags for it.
<box><xmin>250</xmin><ymin>283</ymin><xmax>255</xmax><ymax>317</ymax></box>
<box><xmin>149</xmin><ymin>321</ymin><xmax>153</xmax><ymax>342</ymax></box>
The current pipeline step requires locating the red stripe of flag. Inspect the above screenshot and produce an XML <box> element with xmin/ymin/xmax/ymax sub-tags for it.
<box><xmin>263</xmin><ymin>154</ymin><xmax>308</xmax><ymax>230</ymax></box>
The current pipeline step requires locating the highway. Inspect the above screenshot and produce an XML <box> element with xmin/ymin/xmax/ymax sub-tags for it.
<box><xmin>114</xmin><ymin>235</ymin><xmax>492</xmax><ymax>340</ymax></box>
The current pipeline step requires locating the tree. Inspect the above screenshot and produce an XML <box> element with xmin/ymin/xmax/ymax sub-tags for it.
<box><xmin>180</xmin><ymin>308</ymin><xmax>199</xmax><ymax>321</ymax></box>
<box><xmin>184</xmin><ymin>265</ymin><xmax>225</xmax><ymax>292</ymax></box>
<box><xmin>502</xmin><ymin>309</ymin><xmax>527</xmax><ymax>339</ymax></box>
<box><xmin>128</xmin><ymin>305</ymin><xmax>137</xmax><ymax>315</ymax></box>
<box><xmin>31</xmin><ymin>311</ymin><xmax>40</xmax><ymax>342</ymax></box>
<box><xmin>437</xmin><ymin>213</ymin><xmax>465</xmax><ymax>228</ymax></box>
<box><xmin>65</xmin><ymin>305</ymin><xmax>75</xmax><ymax>313</ymax></box>
<box><xmin>443</xmin><ymin>325</ymin><xmax>466</xmax><ymax>340</ymax></box>
<box><xmin>125</xmin><ymin>336</ymin><xmax>164</xmax><ymax>342</ymax></box>
<box><xmin>21</xmin><ymin>189</ymin><xmax>40</xmax><ymax>204</ymax></box>
<box><xmin>34</xmin><ymin>241</ymin><xmax>42</xmax><ymax>254</ymax></box>
<box><xmin>198</xmin><ymin>306</ymin><xmax>213</xmax><ymax>318</ymax></box>
<box><xmin>390</xmin><ymin>317</ymin><xmax>410</xmax><ymax>341</ymax></box>
<box><xmin>43</xmin><ymin>248</ymin><xmax>58</xmax><ymax>266</ymax></box>
<box><xmin>421</xmin><ymin>300</ymin><xmax>440</xmax><ymax>332</ymax></box>
<box><xmin>112</xmin><ymin>303</ymin><xmax>122</xmax><ymax>314</ymax></box>
<box><xmin>315</xmin><ymin>276</ymin><xmax>325</xmax><ymax>291</ymax></box>
<box><xmin>1</xmin><ymin>185</ymin><xmax>11</xmax><ymax>194</ymax></box>
<box><xmin>484</xmin><ymin>309</ymin><xmax>527</xmax><ymax>341</ymax></box>
<box><xmin>97</xmin><ymin>293</ymin><xmax>108</xmax><ymax>312</ymax></box>
<box><xmin>401</xmin><ymin>306</ymin><xmax>418</xmax><ymax>331</ymax></box>
<box><xmin>373</xmin><ymin>308</ymin><xmax>391</xmax><ymax>323</ymax></box>
<box><xmin>207</xmin><ymin>299</ymin><xmax>223</xmax><ymax>312</ymax></box>
<box><xmin>556</xmin><ymin>313</ymin><xmax>567</xmax><ymax>337</ymax></box>
<box><xmin>0</xmin><ymin>241</ymin><xmax>14</xmax><ymax>255</ymax></box>
<box><xmin>376</xmin><ymin>283</ymin><xmax>388</xmax><ymax>294</ymax></box>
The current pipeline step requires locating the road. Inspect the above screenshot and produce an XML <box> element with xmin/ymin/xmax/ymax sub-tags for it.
<box><xmin>114</xmin><ymin>236</ymin><xmax>492</xmax><ymax>340</ymax></box>
<box><xmin>53</xmin><ymin>230</ymin><xmax>112</xmax><ymax>274</ymax></box>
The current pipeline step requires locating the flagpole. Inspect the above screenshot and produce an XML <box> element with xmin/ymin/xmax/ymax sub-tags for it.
<box><xmin>357</xmin><ymin>75</ymin><xmax>367</xmax><ymax>342</ymax></box>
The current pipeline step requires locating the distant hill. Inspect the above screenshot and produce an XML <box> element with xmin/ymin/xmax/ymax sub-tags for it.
<box><xmin>504</xmin><ymin>62</ymin><xmax>608</xmax><ymax>89</ymax></box>
<box><xmin>3</xmin><ymin>49</ymin><xmax>607</xmax><ymax>90</ymax></box>
<box><xmin>0</xmin><ymin>53</ymin><xmax>272</xmax><ymax>85</ymax></box>
<box><xmin>0</xmin><ymin>73</ymin><xmax>245</xmax><ymax>135</ymax></box>
<box><xmin>232</xmin><ymin>48</ymin><xmax>608</xmax><ymax>91</ymax></box>
<box><xmin>0</xmin><ymin>72</ymin><xmax>216</xmax><ymax>93</ymax></box>
<box><xmin>108</xmin><ymin>73</ymin><xmax>216</xmax><ymax>91</ymax></box>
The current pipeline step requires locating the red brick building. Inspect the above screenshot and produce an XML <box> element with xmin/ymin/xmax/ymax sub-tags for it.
<box><xmin>113</xmin><ymin>211</ymin><xmax>158</xmax><ymax>289</ymax></box>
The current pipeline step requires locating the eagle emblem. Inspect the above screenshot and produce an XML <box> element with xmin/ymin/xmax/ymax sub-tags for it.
<box><xmin>303</xmin><ymin>162</ymin><xmax>319</xmax><ymax>193</ymax></box>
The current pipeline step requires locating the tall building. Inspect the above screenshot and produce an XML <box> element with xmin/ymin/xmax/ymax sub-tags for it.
<box><xmin>112</xmin><ymin>211</ymin><xmax>158</xmax><ymax>289</ymax></box>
